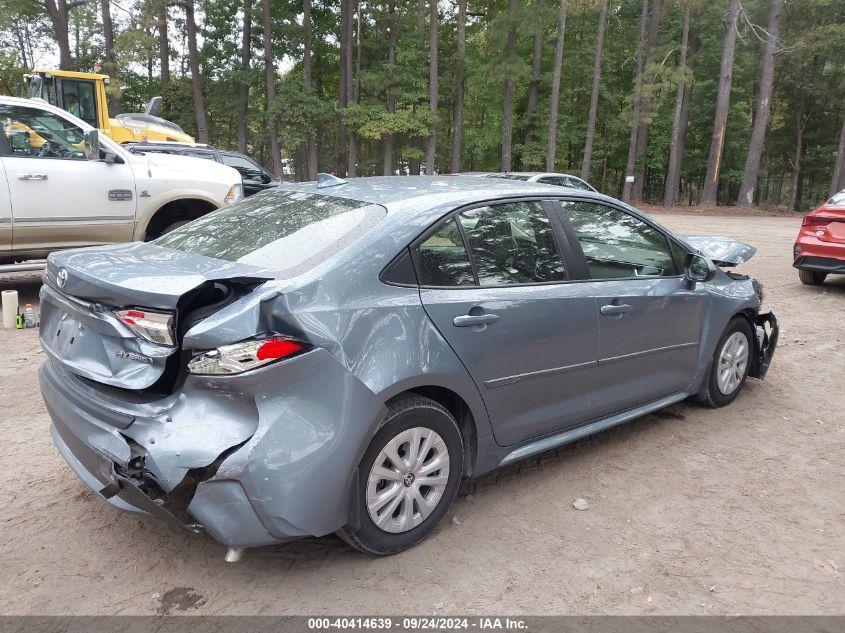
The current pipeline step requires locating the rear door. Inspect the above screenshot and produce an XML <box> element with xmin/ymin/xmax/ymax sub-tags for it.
<box><xmin>0</xmin><ymin>103</ymin><xmax>136</xmax><ymax>253</ymax></box>
<box><xmin>415</xmin><ymin>199</ymin><xmax>600</xmax><ymax>447</ymax></box>
<box><xmin>555</xmin><ymin>199</ymin><xmax>708</xmax><ymax>417</ymax></box>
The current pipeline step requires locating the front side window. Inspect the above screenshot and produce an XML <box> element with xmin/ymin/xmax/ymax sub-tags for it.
<box><xmin>221</xmin><ymin>154</ymin><xmax>268</xmax><ymax>183</ymax></box>
<box><xmin>415</xmin><ymin>218</ymin><xmax>475</xmax><ymax>287</ymax></box>
<box><xmin>560</xmin><ymin>201</ymin><xmax>679</xmax><ymax>279</ymax></box>
<box><xmin>0</xmin><ymin>105</ymin><xmax>86</xmax><ymax>160</ymax></box>
<box><xmin>60</xmin><ymin>79</ymin><xmax>98</xmax><ymax>127</ymax></box>
<box><xmin>155</xmin><ymin>191</ymin><xmax>385</xmax><ymax>276</ymax></box>
<box><xmin>458</xmin><ymin>201</ymin><xmax>566</xmax><ymax>285</ymax></box>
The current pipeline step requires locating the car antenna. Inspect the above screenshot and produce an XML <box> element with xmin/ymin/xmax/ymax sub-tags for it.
<box><xmin>317</xmin><ymin>173</ymin><xmax>348</xmax><ymax>188</ymax></box>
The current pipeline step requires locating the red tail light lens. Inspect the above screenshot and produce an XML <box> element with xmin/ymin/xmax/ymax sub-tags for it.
<box><xmin>256</xmin><ymin>338</ymin><xmax>303</xmax><ymax>360</ymax></box>
<box><xmin>187</xmin><ymin>336</ymin><xmax>307</xmax><ymax>375</ymax></box>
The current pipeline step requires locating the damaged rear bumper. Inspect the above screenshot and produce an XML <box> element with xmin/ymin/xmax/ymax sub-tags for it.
<box><xmin>750</xmin><ymin>311</ymin><xmax>779</xmax><ymax>380</ymax></box>
<box><xmin>43</xmin><ymin>364</ymin><xmax>277</xmax><ymax>548</ymax></box>
<box><xmin>39</xmin><ymin>349</ymin><xmax>387</xmax><ymax>550</ymax></box>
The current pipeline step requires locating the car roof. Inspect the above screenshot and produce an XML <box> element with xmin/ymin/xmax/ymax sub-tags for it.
<box><xmin>273</xmin><ymin>175</ymin><xmax>608</xmax><ymax>214</ymax></box>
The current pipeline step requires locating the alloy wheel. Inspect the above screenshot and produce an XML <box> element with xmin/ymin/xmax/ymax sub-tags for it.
<box><xmin>717</xmin><ymin>331</ymin><xmax>749</xmax><ymax>395</ymax></box>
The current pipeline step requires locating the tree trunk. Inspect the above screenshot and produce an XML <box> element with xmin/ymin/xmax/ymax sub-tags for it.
<box><xmin>157</xmin><ymin>1</ymin><xmax>171</xmax><ymax>86</ymax></box>
<box><xmin>622</xmin><ymin>0</ymin><xmax>649</xmax><ymax>202</ymax></box>
<box><xmin>303</xmin><ymin>0</ymin><xmax>317</xmax><ymax>178</ymax></box>
<box><xmin>184</xmin><ymin>0</ymin><xmax>209</xmax><ymax>143</ymax></box>
<box><xmin>261</xmin><ymin>0</ymin><xmax>283</xmax><ymax>176</ymax></box>
<box><xmin>98</xmin><ymin>0</ymin><xmax>121</xmax><ymax>114</ymax></box>
<box><xmin>500</xmin><ymin>0</ymin><xmax>518</xmax><ymax>172</ymax></box>
<box><xmin>788</xmin><ymin>108</ymin><xmax>805</xmax><ymax>212</ymax></box>
<box><xmin>700</xmin><ymin>0</ymin><xmax>741</xmax><ymax>206</ymax></box>
<box><xmin>546</xmin><ymin>0</ymin><xmax>567</xmax><ymax>171</ymax></box>
<box><xmin>522</xmin><ymin>1</ymin><xmax>544</xmax><ymax>164</ymax></box>
<box><xmin>42</xmin><ymin>0</ymin><xmax>74</xmax><ymax>70</ymax></box>
<box><xmin>424</xmin><ymin>0</ymin><xmax>438</xmax><ymax>175</ymax></box>
<box><xmin>337</xmin><ymin>0</ymin><xmax>348</xmax><ymax>175</ymax></box>
<box><xmin>383</xmin><ymin>0</ymin><xmax>397</xmax><ymax>176</ymax></box>
<box><xmin>580</xmin><ymin>0</ymin><xmax>608</xmax><ymax>181</ymax></box>
<box><xmin>237</xmin><ymin>0</ymin><xmax>252</xmax><ymax>154</ymax></box>
<box><xmin>663</xmin><ymin>3</ymin><xmax>691</xmax><ymax>208</ymax></box>
<box><xmin>346</xmin><ymin>0</ymin><xmax>357</xmax><ymax>177</ymax></box>
<box><xmin>450</xmin><ymin>0</ymin><xmax>467</xmax><ymax>174</ymax></box>
<box><xmin>737</xmin><ymin>0</ymin><xmax>784</xmax><ymax>207</ymax></box>
<box><xmin>631</xmin><ymin>0</ymin><xmax>661</xmax><ymax>201</ymax></box>
<box><xmin>829</xmin><ymin>115</ymin><xmax>845</xmax><ymax>195</ymax></box>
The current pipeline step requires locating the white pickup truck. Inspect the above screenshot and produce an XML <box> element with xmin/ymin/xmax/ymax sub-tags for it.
<box><xmin>0</xmin><ymin>96</ymin><xmax>243</xmax><ymax>268</ymax></box>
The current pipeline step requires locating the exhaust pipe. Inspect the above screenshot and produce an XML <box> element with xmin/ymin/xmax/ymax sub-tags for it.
<box><xmin>224</xmin><ymin>548</ymin><xmax>243</xmax><ymax>563</ymax></box>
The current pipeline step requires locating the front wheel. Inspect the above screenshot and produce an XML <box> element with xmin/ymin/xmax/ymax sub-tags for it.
<box><xmin>798</xmin><ymin>269</ymin><xmax>827</xmax><ymax>285</ymax></box>
<box><xmin>338</xmin><ymin>395</ymin><xmax>464</xmax><ymax>555</ymax></box>
<box><xmin>698</xmin><ymin>317</ymin><xmax>753</xmax><ymax>408</ymax></box>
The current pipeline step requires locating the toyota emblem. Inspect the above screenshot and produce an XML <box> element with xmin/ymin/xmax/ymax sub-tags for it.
<box><xmin>56</xmin><ymin>268</ymin><xmax>68</xmax><ymax>289</ymax></box>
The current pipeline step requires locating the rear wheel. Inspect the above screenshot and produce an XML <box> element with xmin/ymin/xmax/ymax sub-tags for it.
<box><xmin>798</xmin><ymin>269</ymin><xmax>827</xmax><ymax>285</ymax></box>
<box><xmin>698</xmin><ymin>317</ymin><xmax>753</xmax><ymax>408</ymax></box>
<box><xmin>338</xmin><ymin>395</ymin><xmax>463</xmax><ymax>556</ymax></box>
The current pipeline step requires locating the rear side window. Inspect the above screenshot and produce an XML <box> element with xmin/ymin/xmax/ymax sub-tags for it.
<box><xmin>156</xmin><ymin>191</ymin><xmax>385</xmax><ymax>276</ymax></box>
<box><xmin>458</xmin><ymin>202</ymin><xmax>566</xmax><ymax>285</ymax></box>
<box><xmin>415</xmin><ymin>218</ymin><xmax>475</xmax><ymax>286</ymax></box>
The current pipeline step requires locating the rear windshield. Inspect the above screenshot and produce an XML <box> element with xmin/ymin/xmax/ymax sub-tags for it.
<box><xmin>827</xmin><ymin>191</ymin><xmax>845</xmax><ymax>206</ymax></box>
<box><xmin>155</xmin><ymin>190</ymin><xmax>385</xmax><ymax>275</ymax></box>
<box><xmin>485</xmin><ymin>174</ymin><xmax>531</xmax><ymax>181</ymax></box>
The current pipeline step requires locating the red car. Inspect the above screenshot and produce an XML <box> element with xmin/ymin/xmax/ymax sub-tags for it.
<box><xmin>793</xmin><ymin>190</ymin><xmax>845</xmax><ymax>285</ymax></box>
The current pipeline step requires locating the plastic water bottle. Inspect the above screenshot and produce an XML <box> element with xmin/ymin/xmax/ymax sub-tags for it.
<box><xmin>23</xmin><ymin>304</ymin><xmax>37</xmax><ymax>328</ymax></box>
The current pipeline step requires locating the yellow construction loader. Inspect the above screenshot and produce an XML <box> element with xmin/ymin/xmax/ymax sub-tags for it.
<box><xmin>24</xmin><ymin>69</ymin><xmax>195</xmax><ymax>145</ymax></box>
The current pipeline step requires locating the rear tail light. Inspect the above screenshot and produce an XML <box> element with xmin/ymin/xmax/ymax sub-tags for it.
<box><xmin>114</xmin><ymin>309</ymin><xmax>175</xmax><ymax>346</ymax></box>
<box><xmin>801</xmin><ymin>215</ymin><xmax>834</xmax><ymax>227</ymax></box>
<box><xmin>187</xmin><ymin>336</ymin><xmax>308</xmax><ymax>375</ymax></box>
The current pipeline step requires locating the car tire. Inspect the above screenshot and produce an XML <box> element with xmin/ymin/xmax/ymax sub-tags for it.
<box><xmin>698</xmin><ymin>317</ymin><xmax>754</xmax><ymax>408</ymax></box>
<box><xmin>798</xmin><ymin>269</ymin><xmax>827</xmax><ymax>285</ymax></box>
<box><xmin>337</xmin><ymin>395</ymin><xmax>464</xmax><ymax>556</ymax></box>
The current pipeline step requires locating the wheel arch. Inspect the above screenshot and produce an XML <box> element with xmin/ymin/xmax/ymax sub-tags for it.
<box><xmin>135</xmin><ymin>194</ymin><xmax>220</xmax><ymax>241</ymax></box>
<box><xmin>380</xmin><ymin>382</ymin><xmax>482</xmax><ymax>478</ymax></box>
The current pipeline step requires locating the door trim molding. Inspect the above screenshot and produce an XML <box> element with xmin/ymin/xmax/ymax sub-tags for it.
<box><xmin>14</xmin><ymin>215</ymin><xmax>131</xmax><ymax>223</ymax></box>
<box><xmin>484</xmin><ymin>359</ymin><xmax>597</xmax><ymax>389</ymax></box>
<box><xmin>598</xmin><ymin>341</ymin><xmax>699</xmax><ymax>366</ymax></box>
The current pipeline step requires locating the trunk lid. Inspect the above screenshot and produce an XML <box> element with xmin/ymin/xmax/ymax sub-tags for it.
<box><xmin>40</xmin><ymin>242</ymin><xmax>271</xmax><ymax>390</ymax></box>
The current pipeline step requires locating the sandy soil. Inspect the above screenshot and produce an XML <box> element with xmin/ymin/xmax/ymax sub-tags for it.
<box><xmin>0</xmin><ymin>213</ymin><xmax>843</xmax><ymax>616</ymax></box>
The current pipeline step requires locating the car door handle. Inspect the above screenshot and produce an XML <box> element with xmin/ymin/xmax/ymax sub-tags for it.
<box><xmin>17</xmin><ymin>173</ymin><xmax>48</xmax><ymax>181</ymax></box>
<box><xmin>600</xmin><ymin>304</ymin><xmax>632</xmax><ymax>315</ymax></box>
<box><xmin>453</xmin><ymin>313</ymin><xmax>500</xmax><ymax>327</ymax></box>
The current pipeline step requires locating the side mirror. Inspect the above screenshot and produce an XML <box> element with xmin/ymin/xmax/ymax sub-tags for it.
<box><xmin>684</xmin><ymin>253</ymin><xmax>717</xmax><ymax>286</ymax></box>
<box><xmin>83</xmin><ymin>129</ymin><xmax>99</xmax><ymax>160</ymax></box>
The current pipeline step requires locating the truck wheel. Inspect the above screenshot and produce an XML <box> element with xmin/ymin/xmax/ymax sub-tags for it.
<box><xmin>158</xmin><ymin>220</ymin><xmax>190</xmax><ymax>236</ymax></box>
<box><xmin>337</xmin><ymin>395</ymin><xmax>463</xmax><ymax>556</ymax></box>
<box><xmin>798</xmin><ymin>269</ymin><xmax>826</xmax><ymax>285</ymax></box>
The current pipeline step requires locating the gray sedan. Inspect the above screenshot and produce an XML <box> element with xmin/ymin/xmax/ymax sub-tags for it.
<box><xmin>39</xmin><ymin>175</ymin><xmax>778</xmax><ymax>557</ymax></box>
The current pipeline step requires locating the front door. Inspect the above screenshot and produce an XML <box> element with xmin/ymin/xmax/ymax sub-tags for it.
<box><xmin>0</xmin><ymin>103</ymin><xmax>136</xmax><ymax>254</ymax></box>
<box><xmin>415</xmin><ymin>200</ymin><xmax>600</xmax><ymax>447</ymax></box>
<box><xmin>556</xmin><ymin>200</ymin><xmax>708</xmax><ymax>416</ymax></box>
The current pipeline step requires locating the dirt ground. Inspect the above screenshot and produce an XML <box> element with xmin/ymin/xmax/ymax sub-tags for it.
<box><xmin>0</xmin><ymin>212</ymin><xmax>843</xmax><ymax>616</ymax></box>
